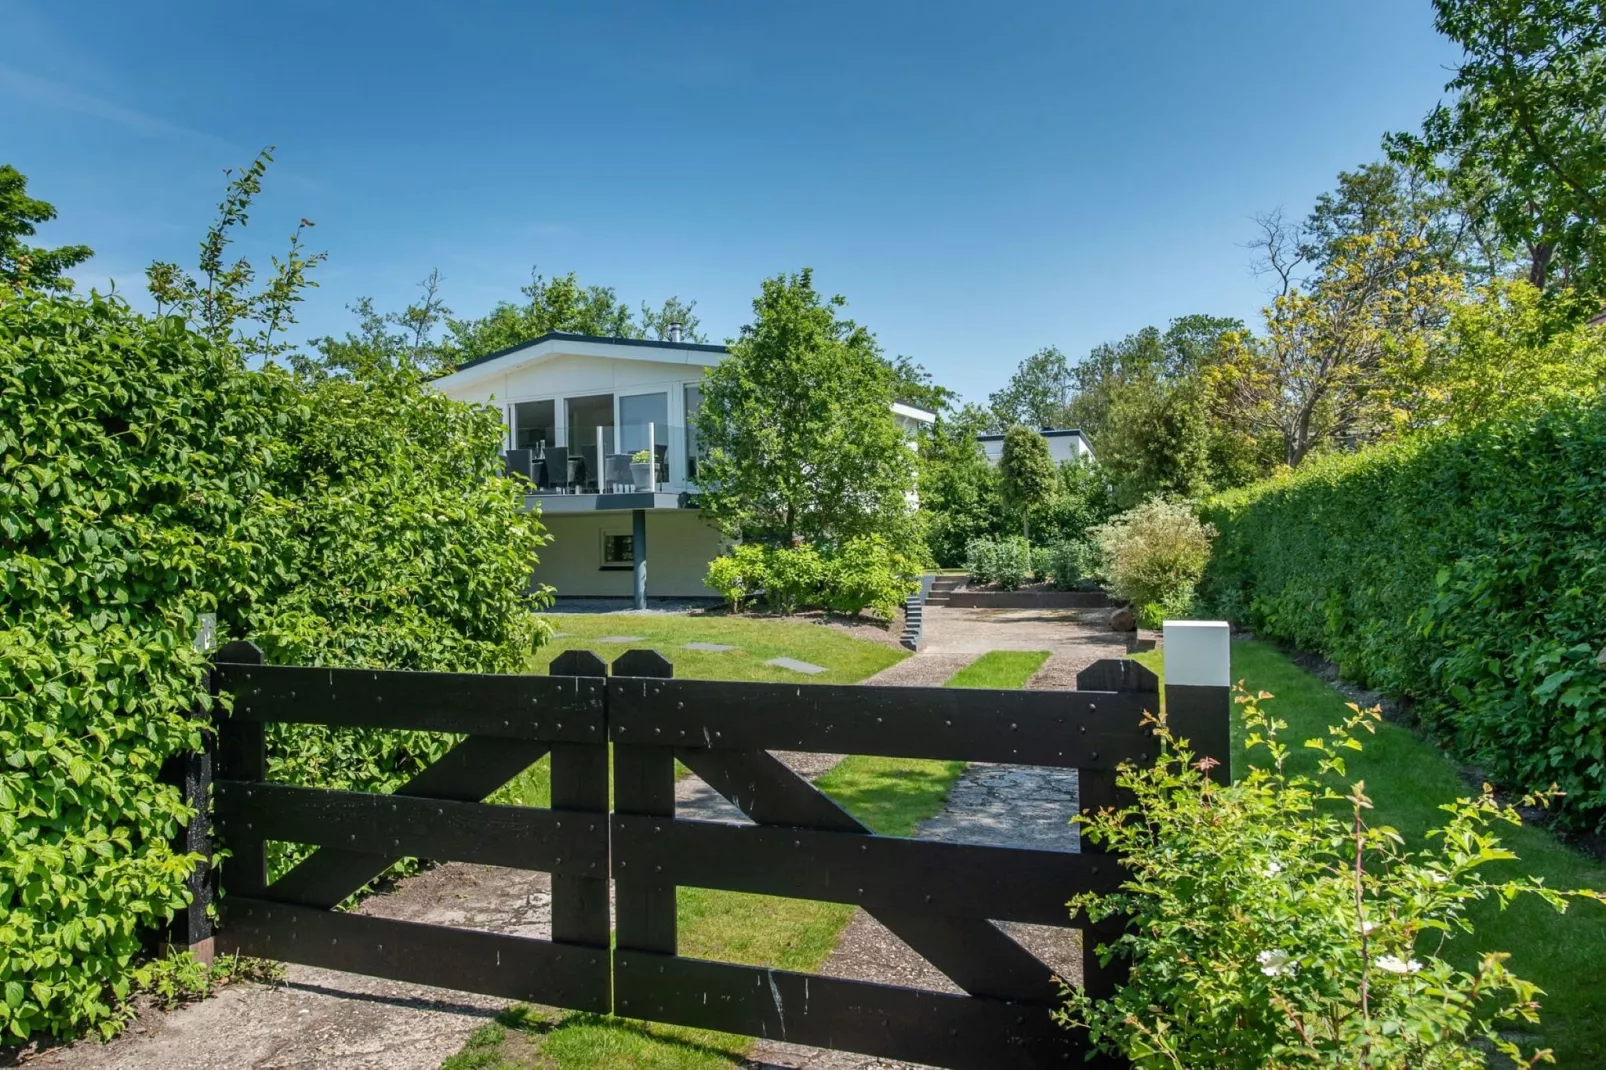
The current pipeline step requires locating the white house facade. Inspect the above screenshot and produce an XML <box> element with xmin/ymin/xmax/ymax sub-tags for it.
<box><xmin>977</xmin><ymin>428</ymin><xmax>1094</xmax><ymax>466</ymax></box>
<box><xmin>430</xmin><ymin>331</ymin><xmax>934</xmax><ymax>602</ymax></box>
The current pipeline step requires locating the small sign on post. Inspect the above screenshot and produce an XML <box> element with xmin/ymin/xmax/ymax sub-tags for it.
<box><xmin>1162</xmin><ymin>620</ymin><xmax>1232</xmax><ymax>783</ymax></box>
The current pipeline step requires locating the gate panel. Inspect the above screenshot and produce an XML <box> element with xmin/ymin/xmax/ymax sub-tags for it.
<box><xmin>223</xmin><ymin>898</ymin><xmax>610</xmax><ymax>1013</ymax></box>
<box><xmin>210</xmin><ymin>644</ymin><xmax>613</xmax><ymax>1017</ymax></box>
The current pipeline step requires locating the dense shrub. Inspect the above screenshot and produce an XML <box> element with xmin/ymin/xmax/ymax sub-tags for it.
<box><xmin>1202</xmin><ymin>395</ymin><xmax>1606</xmax><ymax>828</ymax></box>
<box><xmin>0</xmin><ymin>293</ymin><xmax>277</xmax><ymax>1039</ymax></box>
<box><xmin>1091</xmin><ymin>499</ymin><xmax>1215</xmax><ymax>621</ymax></box>
<box><xmin>1063</xmin><ymin>689</ymin><xmax>1596</xmax><ymax>1067</ymax></box>
<box><xmin>821</xmin><ymin>535</ymin><xmax>921</xmax><ymax>618</ymax></box>
<box><xmin>762</xmin><ymin>543</ymin><xmax>826</xmax><ymax>614</ymax></box>
<box><xmin>964</xmin><ymin>536</ymin><xmax>1030</xmax><ymax>590</ymax></box>
<box><xmin>0</xmin><ymin>291</ymin><xmax>547</xmax><ymax>1039</ymax></box>
<box><xmin>704</xmin><ymin>538</ymin><xmax>917</xmax><ymax>619</ymax></box>
<box><xmin>704</xmin><ymin>543</ymin><xmax>767</xmax><ymax>611</ymax></box>
<box><xmin>1042</xmin><ymin>539</ymin><xmax>1098</xmax><ymax>591</ymax></box>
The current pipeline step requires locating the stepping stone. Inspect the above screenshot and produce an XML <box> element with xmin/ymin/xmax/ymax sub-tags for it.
<box><xmin>765</xmin><ymin>656</ymin><xmax>827</xmax><ymax>675</ymax></box>
<box><xmin>682</xmin><ymin>642</ymin><xmax>737</xmax><ymax>652</ymax></box>
<box><xmin>594</xmin><ymin>635</ymin><xmax>645</xmax><ymax>644</ymax></box>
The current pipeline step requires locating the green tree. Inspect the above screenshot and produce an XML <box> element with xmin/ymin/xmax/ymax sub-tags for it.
<box><xmin>918</xmin><ymin>402</ymin><xmax>1006</xmax><ymax>565</ymax></box>
<box><xmin>989</xmin><ymin>345</ymin><xmax>1074</xmax><ymax>430</ymax></box>
<box><xmin>299</xmin><ymin>270</ymin><xmax>453</xmax><ymax>381</ymax></box>
<box><xmin>1099</xmin><ymin>376</ymin><xmax>1215</xmax><ymax>507</ymax></box>
<box><xmin>441</xmin><ymin>269</ymin><xmax>705</xmax><ymax>366</ymax></box>
<box><xmin>639</xmin><ymin>294</ymin><xmax>707</xmax><ymax>343</ymax></box>
<box><xmin>695</xmin><ymin>268</ymin><xmax>915</xmax><ymax>545</ymax></box>
<box><xmin>886</xmin><ymin>353</ymin><xmax>955</xmax><ymax>414</ymax></box>
<box><xmin>0</xmin><ymin>164</ymin><xmax>93</xmax><ymax>292</ymax></box>
<box><xmin>1392</xmin><ymin>0</ymin><xmax>1606</xmax><ymax>296</ymax></box>
<box><xmin>998</xmin><ymin>424</ymin><xmax>1058</xmax><ymax>546</ymax></box>
<box><xmin>146</xmin><ymin>147</ymin><xmax>326</xmax><ymax>364</ymax></box>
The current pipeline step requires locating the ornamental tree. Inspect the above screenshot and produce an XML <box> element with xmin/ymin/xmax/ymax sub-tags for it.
<box><xmin>694</xmin><ymin>268</ymin><xmax>915</xmax><ymax>547</ymax></box>
<box><xmin>998</xmin><ymin>424</ymin><xmax>1058</xmax><ymax>547</ymax></box>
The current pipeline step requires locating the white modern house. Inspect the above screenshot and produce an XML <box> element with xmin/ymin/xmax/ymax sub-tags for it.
<box><xmin>430</xmin><ymin>330</ymin><xmax>935</xmax><ymax>602</ymax></box>
<box><xmin>977</xmin><ymin>428</ymin><xmax>1094</xmax><ymax>465</ymax></box>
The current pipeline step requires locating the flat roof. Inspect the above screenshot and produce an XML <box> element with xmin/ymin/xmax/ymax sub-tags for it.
<box><xmin>976</xmin><ymin>428</ymin><xmax>1087</xmax><ymax>442</ymax></box>
<box><xmin>454</xmin><ymin>330</ymin><xmax>729</xmax><ymax>373</ymax></box>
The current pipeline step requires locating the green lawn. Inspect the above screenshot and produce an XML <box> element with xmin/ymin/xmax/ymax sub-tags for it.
<box><xmin>535</xmin><ymin>612</ymin><xmax>909</xmax><ymax>684</ymax></box>
<box><xmin>1134</xmin><ymin>639</ymin><xmax>1606</xmax><ymax>1065</ymax></box>
<box><xmin>449</xmin><ymin>632</ymin><xmax>1018</xmax><ymax>1069</ymax></box>
<box><xmin>490</xmin><ymin>613</ymin><xmax>910</xmax><ymax>812</ymax></box>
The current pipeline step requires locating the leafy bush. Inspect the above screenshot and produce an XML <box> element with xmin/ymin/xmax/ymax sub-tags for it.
<box><xmin>821</xmin><ymin>535</ymin><xmax>920</xmax><ymax>618</ymax></box>
<box><xmin>761</xmin><ymin>543</ymin><xmax>825</xmax><ymax>614</ymax></box>
<box><xmin>0</xmin><ymin>292</ymin><xmax>279</xmax><ymax>1040</ymax></box>
<box><xmin>1091</xmin><ymin>499</ymin><xmax>1215</xmax><ymax>620</ymax></box>
<box><xmin>706</xmin><ymin>538</ymin><xmax>918</xmax><ymax>618</ymax></box>
<box><xmin>705</xmin><ymin>543</ymin><xmax>767</xmax><ymax>611</ymax></box>
<box><xmin>1201</xmin><ymin>395</ymin><xmax>1606</xmax><ymax>829</ymax></box>
<box><xmin>1062</xmin><ymin>689</ymin><xmax>1601</xmax><ymax>1068</ymax></box>
<box><xmin>0</xmin><ymin>290</ymin><xmax>548</xmax><ymax>1040</ymax></box>
<box><xmin>964</xmin><ymin>536</ymin><xmax>1030</xmax><ymax>590</ymax></box>
<box><xmin>1043</xmin><ymin>539</ymin><xmax>1098</xmax><ymax>591</ymax></box>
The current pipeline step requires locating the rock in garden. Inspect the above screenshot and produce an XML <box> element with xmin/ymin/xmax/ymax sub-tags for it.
<box><xmin>1109</xmin><ymin>606</ymin><xmax>1136</xmax><ymax>632</ymax></box>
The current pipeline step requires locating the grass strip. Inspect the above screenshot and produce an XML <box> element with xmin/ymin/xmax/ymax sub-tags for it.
<box><xmin>942</xmin><ymin>649</ymin><xmax>1050</xmax><ymax>690</ymax></box>
<box><xmin>1132</xmin><ymin>639</ymin><xmax>1606</xmax><ymax>1065</ymax></box>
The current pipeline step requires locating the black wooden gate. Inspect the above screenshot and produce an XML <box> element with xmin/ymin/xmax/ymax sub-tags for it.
<box><xmin>186</xmin><ymin>640</ymin><xmax>1228</xmax><ymax>1070</ymax></box>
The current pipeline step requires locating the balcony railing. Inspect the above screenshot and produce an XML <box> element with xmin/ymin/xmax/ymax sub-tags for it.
<box><xmin>502</xmin><ymin>423</ymin><xmax>701</xmax><ymax>495</ymax></box>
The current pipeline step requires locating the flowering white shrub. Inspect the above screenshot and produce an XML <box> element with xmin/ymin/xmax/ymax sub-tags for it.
<box><xmin>1058</xmin><ymin>688</ymin><xmax>1605</xmax><ymax>1068</ymax></box>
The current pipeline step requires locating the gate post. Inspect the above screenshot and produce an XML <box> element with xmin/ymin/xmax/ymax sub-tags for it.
<box><xmin>214</xmin><ymin>641</ymin><xmax>270</xmax><ymax>902</ymax></box>
<box><xmin>1162</xmin><ymin>620</ymin><xmax>1233</xmax><ymax>783</ymax></box>
<box><xmin>611</xmin><ymin>650</ymin><xmax>676</xmax><ymax>956</ymax></box>
<box><xmin>548</xmin><ymin>651</ymin><xmax>611</xmax><ymax>950</ymax></box>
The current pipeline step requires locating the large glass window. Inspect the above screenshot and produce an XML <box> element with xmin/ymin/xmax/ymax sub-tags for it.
<box><xmin>684</xmin><ymin>384</ymin><xmax>703</xmax><ymax>481</ymax></box>
<box><xmin>619</xmin><ymin>391</ymin><xmax>669</xmax><ymax>483</ymax></box>
<box><xmin>513</xmin><ymin>399</ymin><xmax>555</xmax><ymax>452</ymax></box>
<box><xmin>566</xmin><ymin>393</ymin><xmax>614</xmax><ymax>492</ymax></box>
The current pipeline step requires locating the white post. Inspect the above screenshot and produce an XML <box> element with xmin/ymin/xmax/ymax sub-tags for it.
<box><xmin>596</xmin><ymin>425</ymin><xmax>605</xmax><ymax>492</ymax></box>
<box><xmin>1162</xmin><ymin>620</ymin><xmax>1232</xmax><ymax>781</ymax></box>
<box><xmin>647</xmin><ymin>421</ymin><xmax>655</xmax><ymax>491</ymax></box>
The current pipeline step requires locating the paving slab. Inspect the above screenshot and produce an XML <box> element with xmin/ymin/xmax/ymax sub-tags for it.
<box><xmin>765</xmin><ymin>656</ymin><xmax>827</xmax><ymax>675</ymax></box>
<box><xmin>682</xmin><ymin>642</ymin><xmax>737</xmax><ymax>652</ymax></box>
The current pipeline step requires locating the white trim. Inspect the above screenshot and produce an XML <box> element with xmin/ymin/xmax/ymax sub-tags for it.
<box><xmin>891</xmin><ymin>401</ymin><xmax>937</xmax><ymax>425</ymax></box>
<box><xmin>1163</xmin><ymin>621</ymin><xmax>1231</xmax><ymax>687</ymax></box>
<box><xmin>434</xmin><ymin>337</ymin><xmax>723</xmax><ymax>394</ymax></box>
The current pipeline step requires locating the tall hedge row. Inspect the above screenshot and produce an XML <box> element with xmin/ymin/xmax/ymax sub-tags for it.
<box><xmin>0</xmin><ymin>291</ymin><xmax>546</xmax><ymax>1039</ymax></box>
<box><xmin>1202</xmin><ymin>397</ymin><xmax>1606</xmax><ymax>830</ymax></box>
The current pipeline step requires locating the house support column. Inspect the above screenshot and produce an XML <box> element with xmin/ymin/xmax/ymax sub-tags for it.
<box><xmin>632</xmin><ymin>508</ymin><xmax>647</xmax><ymax>610</ymax></box>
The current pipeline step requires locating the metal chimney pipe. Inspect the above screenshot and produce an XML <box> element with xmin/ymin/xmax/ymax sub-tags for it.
<box><xmin>667</xmin><ymin>321</ymin><xmax>684</xmax><ymax>344</ymax></box>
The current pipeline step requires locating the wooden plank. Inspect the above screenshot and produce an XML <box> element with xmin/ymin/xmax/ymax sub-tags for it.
<box><xmin>613</xmin><ymin>952</ymin><xmax>1114</xmax><ymax>1070</ymax></box>
<box><xmin>215</xmin><ymin>642</ymin><xmax>267</xmax><ymax>898</ymax></box>
<box><xmin>611</xmin><ymin>679</ymin><xmax>1153</xmax><ymax>768</ymax></box>
<box><xmin>217</xmin><ymin>897</ymin><xmax>610</xmax><ymax>1014</ymax></box>
<box><xmin>1164</xmin><ymin>683</ymin><xmax>1233</xmax><ymax>784</ymax></box>
<box><xmin>214</xmin><ymin>663</ymin><xmax>606</xmax><ymax>741</ymax></box>
<box><xmin>1075</xmin><ymin>658</ymin><xmax>1160</xmax><ymax>694</ymax></box>
<box><xmin>262</xmin><ymin>736</ymin><xmax>551</xmax><ymax>909</ymax></box>
<box><xmin>611</xmin><ymin>816</ymin><xmax>1114</xmax><ymax>925</ymax></box>
<box><xmin>1080</xmin><ymin>914</ymin><xmax>1130</xmax><ymax>1002</ymax></box>
<box><xmin>675</xmin><ymin>748</ymin><xmax>1061</xmax><ymax>1004</ymax></box>
<box><xmin>549</xmin><ymin>653</ymin><xmax>611</xmax><ymax>950</ymax></box>
<box><xmin>611</xmin><ymin>650</ymin><xmax>677</xmax><ymax>956</ymax></box>
<box><xmin>214</xmin><ymin>781</ymin><xmax>604</xmax><ymax>876</ymax></box>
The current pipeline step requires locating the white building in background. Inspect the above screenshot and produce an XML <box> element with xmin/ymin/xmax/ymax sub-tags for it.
<box><xmin>430</xmin><ymin>330</ymin><xmax>935</xmax><ymax>601</ymax></box>
<box><xmin>977</xmin><ymin>428</ymin><xmax>1094</xmax><ymax>465</ymax></box>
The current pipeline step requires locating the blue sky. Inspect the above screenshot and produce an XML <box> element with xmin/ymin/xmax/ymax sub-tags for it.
<box><xmin>4</xmin><ymin>1</ymin><xmax>1461</xmax><ymax>405</ymax></box>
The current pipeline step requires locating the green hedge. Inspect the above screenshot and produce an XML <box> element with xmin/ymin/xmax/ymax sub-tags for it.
<box><xmin>1202</xmin><ymin>397</ymin><xmax>1606</xmax><ymax>830</ymax></box>
<box><xmin>0</xmin><ymin>291</ymin><xmax>546</xmax><ymax>1040</ymax></box>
